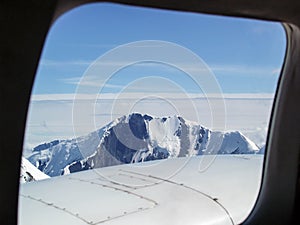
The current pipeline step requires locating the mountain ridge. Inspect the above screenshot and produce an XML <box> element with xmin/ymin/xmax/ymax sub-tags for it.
<box><xmin>27</xmin><ymin>113</ymin><xmax>259</xmax><ymax>177</ymax></box>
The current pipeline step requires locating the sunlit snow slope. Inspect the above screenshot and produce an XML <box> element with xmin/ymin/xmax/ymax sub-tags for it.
<box><xmin>20</xmin><ymin>157</ymin><xmax>49</xmax><ymax>183</ymax></box>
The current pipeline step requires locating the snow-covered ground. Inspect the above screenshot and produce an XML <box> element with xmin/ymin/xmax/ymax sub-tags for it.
<box><xmin>20</xmin><ymin>157</ymin><xmax>49</xmax><ymax>183</ymax></box>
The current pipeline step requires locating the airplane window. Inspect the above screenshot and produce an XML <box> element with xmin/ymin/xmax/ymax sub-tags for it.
<box><xmin>19</xmin><ymin>3</ymin><xmax>286</xmax><ymax>225</ymax></box>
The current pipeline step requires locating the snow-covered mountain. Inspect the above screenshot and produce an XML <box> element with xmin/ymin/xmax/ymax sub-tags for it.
<box><xmin>20</xmin><ymin>157</ymin><xmax>49</xmax><ymax>183</ymax></box>
<box><xmin>27</xmin><ymin>128</ymin><xmax>106</xmax><ymax>177</ymax></box>
<box><xmin>258</xmin><ymin>145</ymin><xmax>265</xmax><ymax>154</ymax></box>
<box><xmin>26</xmin><ymin>113</ymin><xmax>259</xmax><ymax>177</ymax></box>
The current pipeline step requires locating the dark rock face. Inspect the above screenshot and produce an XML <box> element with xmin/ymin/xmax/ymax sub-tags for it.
<box><xmin>102</xmin><ymin>123</ymin><xmax>142</xmax><ymax>164</ymax></box>
<box><xmin>161</xmin><ymin>117</ymin><xmax>167</xmax><ymax>122</ymax></box>
<box><xmin>83</xmin><ymin>113</ymin><xmax>150</xmax><ymax>168</ymax></box>
<box><xmin>65</xmin><ymin>160</ymin><xmax>91</xmax><ymax>174</ymax></box>
<box><xmin>143</xmin><ymin>114</ymin><xmax>153</xmax><ymax>121</ymax></box>
<box><xmin>33</xmin><ymin>140</ymin><xmax>60</xmax><ymax>152</ymax></box>
<box><xmin>129</xmin><ymin>113</ymin><xmax>149</xmax><ymax>140</ymax></box>
<box><xmin>194</xmin><ymin>127</ymin><xmax>209</xmax><ymax>154</ymax></box>
<box><xmin>177</xmin><ymin>120</ymin><xmax>190</xmax><ymax>157</ymax></box>
<box><xmin>36</xmin><ymin>159</ymin><xmax>48</xmax><ymax>172</ymax></box>
<box><xmin>144</xmin><ymin>147</ymin><xmax>169</xmax><ymax>161</ymax></box>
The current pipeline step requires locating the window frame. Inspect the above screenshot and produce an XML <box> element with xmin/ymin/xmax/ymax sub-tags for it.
<box><xmin>0</xmin><ymin>1</ymin><xmax>299</xmax><ymax>225</ymax></box>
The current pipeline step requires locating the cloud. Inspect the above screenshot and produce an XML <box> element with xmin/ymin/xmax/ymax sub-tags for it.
<box><xmin>60</xmin><ymin>76</ymin><xmax>124</xmax><ymax>89</ymax></box>
<box><xmin>76</xmin><ymin>44</ymin><xmax>118</xmax><ymax>49</ymax></box>
<box><xmin>96</xmin><ymin>60</ymin><xmax>279</xmax><ymax>77</ymax></box>
<box><xmin>198</xmin><ymin>64</ymin><xmax>280</xmax><ymax>76</ymax></box>
<box><xmin>81</xmin><ymin>43</ymin><xmax>167</xmax><ymax>49</ymax></box>
<box><xmin>42</xmin><ymin>57</ymin><xmax>281</xmax><ymax>79</ymax></box>
<box><xmin>271</xmin><ymin>67</ymin><xmax>282</xmax><ymax>75</ymax></box>
<box><xmin>41</xmin><ymin>59</ymin><xmax>174</xmax><ymax>68</ymax></box>
<box><xmin>30</xmin><ymin>93</ymin><xmax>274</xmax><ymax>101</ymax></box>
<box><xmin>40</xmin><ymin>59</ymin><xmax>93</xmax><ymax>67</ymax></box>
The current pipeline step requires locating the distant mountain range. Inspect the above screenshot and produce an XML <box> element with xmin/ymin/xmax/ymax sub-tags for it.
<box><xmin>27</xmin><ymin>113</ymin><xmax>260</xmax><ymax>177</ymax></box>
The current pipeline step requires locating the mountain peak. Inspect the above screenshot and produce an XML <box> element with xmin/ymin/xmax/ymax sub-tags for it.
<box><xmin>26</xmin><ymin>114</ymin><xmax>260</xmax><ymax>177</ymax></box>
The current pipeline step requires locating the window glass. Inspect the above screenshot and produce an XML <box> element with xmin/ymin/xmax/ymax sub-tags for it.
<box><xmin>19</xmin><ymin>3</ymin><xmax>286</xmax><ymax>225</ymax></box>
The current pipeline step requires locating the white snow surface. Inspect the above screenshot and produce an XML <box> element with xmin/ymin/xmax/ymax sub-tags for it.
<box><xmin>20</xmin><ymin>157</ymin><xmax>49</xmax><ymax>183</ymax></box>
<box><xmin>148</xmin><ymin>115</ymin><xmax>181</xmax><ymax>156</ymax></box>
<box><xmin>145</xmin><ymin>114</ymin><xmax>259</xmax><ymax>157</ymax></box>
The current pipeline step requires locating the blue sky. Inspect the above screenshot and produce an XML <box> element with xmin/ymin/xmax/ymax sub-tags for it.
<box><xmin>33</xmin><ymin>2</ymin><xmax>286</xmax><ymax>95</ymax></box>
